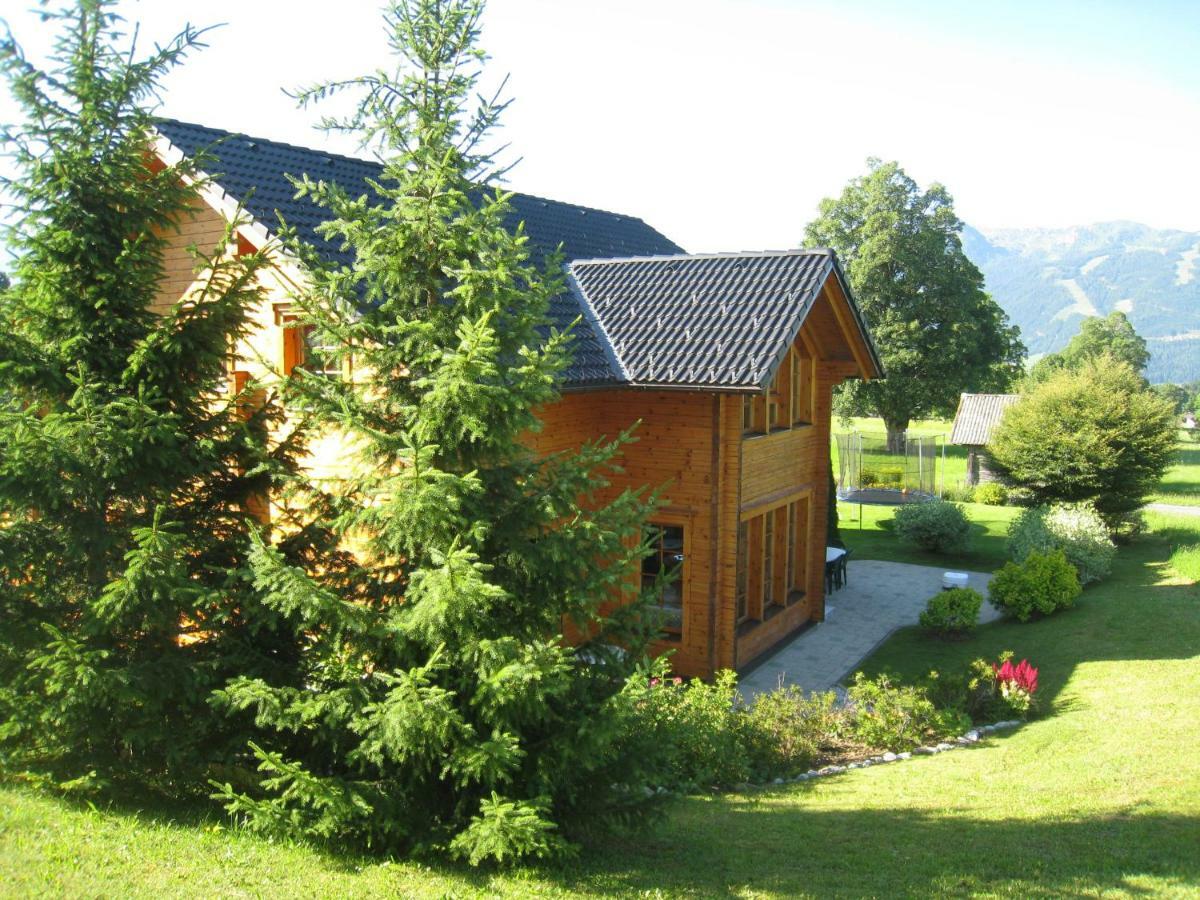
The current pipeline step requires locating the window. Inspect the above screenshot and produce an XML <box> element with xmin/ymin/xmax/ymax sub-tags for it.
<box><xmin>277</xmin><ymin>304</ymin><xmax>343</xmax><ymax>379</ymax></box>
<box><xmin>300</xmin><ymin>326</ymin><xmax>342</xmax><ymax>379</ymax></box>
<box><xmin>642</xmin><ymin>524</ymin><xmax>684</xmax><ymax>635</ymax></box>
<box><xmin>791</xmin><ymin>498</ymin><xmax>809</xmax><ymax>593</ymax></box>
<box><xmin>736</xmin><ymin>522</ymin><xmax>749</xmax><ymax>623</ymax></box>
<box><xmin>737</xmin><ymin>498</ymin><xmax>811</xmax><ymax>624</ymax></box>
<box><xmin>742</xmin><ymin>394</ymin><xmax>766</xmax><ymax>435</ymax></box>
<box><xmin>762</xmin><ymin>511</ymin><xmax>775</xmax><ymax>609</ymax></box>
<box><xmin>782</xmin><ymin>508</ymin><xmax>792</xmax><ymax>600</ymax></box>
<box><xmin>791</xmin><ymin>349</ymin><xmax>812</xmax><ymax>424</ymax></box>
<box><xmin>742</xmin><ymin>347</ymin><xmax>811</xmax><ymax>439</ymax></box>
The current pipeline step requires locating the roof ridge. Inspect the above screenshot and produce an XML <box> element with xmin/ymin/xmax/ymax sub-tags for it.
<box><xmin>568</xmin><ymin>248</ymin><xmax>835</xmax><ymax>268</ymax></box>
<box><xmin>153</xmin><ymin>117</ymin><xmax>384</xmax><ymax>169</ymax></box>
<box><xmin>153</xmin><ymin>117</ymin><xmax>663</xmax><ymax>230</ymax></box>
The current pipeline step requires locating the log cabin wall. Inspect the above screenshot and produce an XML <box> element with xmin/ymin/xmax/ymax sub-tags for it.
<box><xmin>731</xmin><ymin>297</ymin><xmax>853</xmax><ymax>671</ymax></box>
<box><xmin>153</xmin><ymin>203</ymin><xmax>367</xmax><ymax>496</ymax></box>
<box><xmin>530</xmin><ymin>389</ymin><xmax>725</xmax><ymax>677</ymax></box>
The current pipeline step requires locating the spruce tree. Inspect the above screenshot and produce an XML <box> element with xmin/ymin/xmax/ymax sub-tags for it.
<box><xmin>0</xmin><ymin>1</ymin><xmax>298</xmax><ymax>786</ymax></box>
<box><xmin>211</xmin><ymin>0</ymin><xmax>663</xmax><ymax>863</ymax></box>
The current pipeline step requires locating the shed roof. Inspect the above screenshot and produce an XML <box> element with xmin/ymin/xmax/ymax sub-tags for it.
<box><xmin>153</xmin><ymin>119</ymin><xmax>881</xmax><ymax>391</ymax></box>
<box><xmin>950</xmin><ymin>393</ymin><xmax>1020</xmax><ymax>446</ymax></box>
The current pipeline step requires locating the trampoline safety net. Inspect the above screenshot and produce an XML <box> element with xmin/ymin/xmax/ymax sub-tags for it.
<box><xmin>835</xmin><ymin>431</ymin><xmax>942</xmax><ymax>505</ymax></box>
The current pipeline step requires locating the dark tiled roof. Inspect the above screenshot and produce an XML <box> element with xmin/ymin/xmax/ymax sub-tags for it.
<box><xmin>568</xmin><ymin>251</ymin><xmax>843</xmax><ymax>390</ymax></box>
<box><xmin>153</xmin><ymin>120</ymin><xmax>879</xmax><ymax>391</ymax></box>
<box><xmin>154</xmin><ymin>119</ymin><xmax>683</xmax><ymax>268</ymax></box>
<box><xmin>154</xmin><ymin>119</ymin><xmax>683</xmax><ymax>387</ymax></box>
<box><xmin>950</xmin><ymin>393</ymin><xmax>1020</xmax><ymax>445</ymax></box>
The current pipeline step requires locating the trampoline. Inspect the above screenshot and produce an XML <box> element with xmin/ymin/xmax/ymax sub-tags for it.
<box><xmin>835</xmin><ymin>431</ymin><xmax>944</xmax><ymax>525</ymax></box>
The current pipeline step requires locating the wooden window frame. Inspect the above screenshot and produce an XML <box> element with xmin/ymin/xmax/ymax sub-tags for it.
<box><xmin>791</xmin><ymin>348</ymin><xmax>812</xmax><ymax>425</ymax></box>
<box><xmin>738</xmin><ymin>496</ymin><xmax>812</xmax><ymax>623</ymax></box>
<box><xmin>275</xmin><ymin>304</ymin><xmax>348</xmax><ymax>380</ymax></box>
<box><xmin>743</xmin><ymin>393</ymin><xmax>767</xmax><ymax>436</ymax></box>
<box><xmin>742</xmin><ymin>346</ymin><xmax>813</xmax><ymax>440</ymax></box>
<box><xmin>790</xmin><ymin>497</ymin><xmax>809</xmax><ymax>598</ymax></box>
<box><xmin>642</xmin><ymin>521</ymin><xmax>686</xmax><ymax>639</ymax></box>
<box><xmin>735</xmin><ymin>521</ymin><xmax>749</xmax><ymax>624</ymax></box>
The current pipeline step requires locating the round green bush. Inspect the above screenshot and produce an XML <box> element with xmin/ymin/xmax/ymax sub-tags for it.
<box><xmin>919</xmin><ymin>587</ymin><xmax>983</xmax><ymax>637</ymax></box>
<box><xmin>1007</xmin><ymin>502</ymin><xmax>1115</xmax><ymax>585</ymax></box>
<box><xmin>892</xmin><ymin>500</ymin><xmax>971</xmax><ymax>554</ymax></box>
<box><xmin>972</xmin><ymin>482</ymin><xmax>1008</xmax><ymax>506</ymax></box>
<box><xmin>988</xmin><ymin>548</ymin><xmax>1081</xmax><ymax>621</ymax></box>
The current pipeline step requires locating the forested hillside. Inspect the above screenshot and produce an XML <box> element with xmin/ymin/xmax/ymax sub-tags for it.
<box><xmin>963</xmin><ymin>222</ymin><xmax>1200</xmax><ymax>383</ymax></box>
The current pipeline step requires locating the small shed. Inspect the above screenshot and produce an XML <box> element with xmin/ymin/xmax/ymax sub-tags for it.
<box><xmin>950</xmin><ymin>393</ymin><xmax>1019</xmax><ymax>485</ymax></box>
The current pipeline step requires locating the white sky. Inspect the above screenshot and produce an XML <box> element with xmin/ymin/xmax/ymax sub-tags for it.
<box><xmin>3</xmin><ymin>0</ymin><xmax>1199</xmax><ymax>252</ymax></box>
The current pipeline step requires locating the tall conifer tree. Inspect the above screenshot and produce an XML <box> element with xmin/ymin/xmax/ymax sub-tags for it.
<box><xmin>0</xmin><ymin>1</ymin><xmax>298</xmax><ymax>784</ymax></box>
<box><xmin>212</xmin><ymin>0</ymin><xmax>661</xmax><ymax>863</ymax></box>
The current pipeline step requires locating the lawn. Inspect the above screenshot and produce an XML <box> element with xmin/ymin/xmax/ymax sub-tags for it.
<box><xmin>3</xmin><ymin>511</ymin><xmax>1198</xmax><ymax>897</ymax></box>
<box><xmin>1148</xmin><ymin>434</ymin><xmax>1200</xmax><ymax>507</ymax></box>
<box><xmin>835</xmin><ymin>499</ymin><xmax>1018</xmax><ymax>571</ymax></box>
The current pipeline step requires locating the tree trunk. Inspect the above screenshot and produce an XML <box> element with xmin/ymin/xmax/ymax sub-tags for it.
<box><xmin>883</xmin><ymin>419</ymin><xmax>908</xmax><ymax>454</ymax></box>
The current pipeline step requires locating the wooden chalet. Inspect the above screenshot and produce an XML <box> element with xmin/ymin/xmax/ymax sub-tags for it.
<box><xmin>151</xmin><ymin>120</ymin><xmax>884</xmax><ymax>677</ymax></box>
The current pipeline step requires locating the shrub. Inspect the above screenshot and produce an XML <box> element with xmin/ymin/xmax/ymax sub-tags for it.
<box><xmin>1007</xmin><ymin>503</ymin><xmax>1115</xmax><ymax>585</ymax></box>
<box><xmin>924</xmin><ymin>651</ymin><xmax>1041</xmax><ymax>722</ymax></box>
<box><xmin>988</xmin><ymin>549</ymin><xmax>1081</xmax><ymax>621</ymax></box>
<box><xmin>742</xmin><ymin>688</ymin><xmax>848</xmax><ymax>779</ymax></box>
<box><xmin>846</xmin><ymin>673</ymin><xmax>965</xmax><ymax>750</ymax></box>
<box><xmin>972</xmin><ymin>482</ymin><xmax>1008</xmax><ymax>505</ymax></box>
<box><xmin>892</xmin><ymin>500</ymin><xmax>971</xmax><ymax>554</ymax></box>
<box><xmin>626</xmin><ymin>667</ymin><xmax>750</xmax><ymax>790</ymax></box>
<box><xmin>919</xmin><ymin>588</ymin><xmax>983</xmax><ymax>638</ymax></box>
<box><xmin>988</xmin><ymin>355</ymin><xmax>1176</xmax><ymax>528</ymax></box>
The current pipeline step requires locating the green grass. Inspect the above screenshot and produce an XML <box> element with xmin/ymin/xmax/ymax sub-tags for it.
<box><xmin>836</xmin><ymin>499</ymin><xmax>1020</xmax><ymax>572</ymax></box>
<box><xmin>4</xmin><ymin>512</ymin><xmax>1198</xmax><ymax>897</ymax></box>
<box><xmin>1148</xmin><ymin>436</ymin><xmax>1200</xmax><ymax>507</ymax></box>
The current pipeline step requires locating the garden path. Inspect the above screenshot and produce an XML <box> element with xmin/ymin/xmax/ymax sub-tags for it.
<box><xmin>738</xmin><ymin>561</ymin><xmax>999</xmax><ymax>700</ymax></box>
<box><xmin>1145</xmin><ymin>502</ymin><xmax>1200</xmax><ymax>517</ymax></box>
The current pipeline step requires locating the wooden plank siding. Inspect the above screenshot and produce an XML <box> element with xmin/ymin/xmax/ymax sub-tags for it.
<box><xmin>530</xmin><ymin>390</ymin><xmax>722</xmax><ymax>676</ymax></box>
<box><xmin>729</xmin><ymin>305</ymin><xmax>842</xmax><ymax>671</ymax></box>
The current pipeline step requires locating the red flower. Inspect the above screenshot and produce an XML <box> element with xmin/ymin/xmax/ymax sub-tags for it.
<box><xmin>993</xmin><ymin>658</ymin><xmax>1038</xmax><ymax>695</ymax></box>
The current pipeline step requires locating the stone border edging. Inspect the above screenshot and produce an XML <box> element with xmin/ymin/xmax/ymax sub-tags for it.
<box><xmin>755</xmin><ymin>719</ymin><xmax>1024</xmax><ymax>787</ymax></box>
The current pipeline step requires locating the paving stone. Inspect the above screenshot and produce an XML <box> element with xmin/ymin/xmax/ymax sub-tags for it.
<box><xmin>739</xmin><ymin>561</ymin><xmax>995</xmax><ymax>701</ymax></box>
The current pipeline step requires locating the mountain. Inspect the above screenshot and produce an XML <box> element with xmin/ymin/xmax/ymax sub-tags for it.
<box><xmin>962</xmin><ymin>222</ymin><xmax>1200</xmax><ymax>384</ymax></box>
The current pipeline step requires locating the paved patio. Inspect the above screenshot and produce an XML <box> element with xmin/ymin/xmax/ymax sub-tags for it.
<box><xmin>738</xmin><ymin>560</ymin><xmax>1000</xmax><ymax>700</ymax></box>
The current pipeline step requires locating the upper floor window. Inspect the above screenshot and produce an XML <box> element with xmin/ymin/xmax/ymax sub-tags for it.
<box><xmin>277</xmin><ymin>303</ymin><xmax>343</xmax><ymax>380</ymax></box>
<box><xmin>743</xmin><ymin>346</ymin><xmax>812</xmax><ymax>439</ymax></box>
<box><xmin>300</xmin><ymin>325</ymin><xmax>342</xmax><ymax>379</ymax></box>
<box><xmin>743</xmin><ymin>394</ymin><xmax>766</xmax><ymax>436</ymax></box>
<box><xmin>791</xmin><ymin>348</ymin><xmax>812</xmax><ymax>424</ymax></box>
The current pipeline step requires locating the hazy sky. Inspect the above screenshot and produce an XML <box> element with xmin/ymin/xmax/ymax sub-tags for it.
<box><xmin>3</xmin><ymin>0</ymin><xmax>1199</xmax><ymax>252</ymax></box>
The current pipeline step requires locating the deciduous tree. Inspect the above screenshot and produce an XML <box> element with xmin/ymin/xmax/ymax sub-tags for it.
<box><xmin>1028</xmin><ymin>311</ymin><xmax>1150</xmax><ymax>385</ymax></box>
<box><xmin>805</xmin><ymin>160</ymin><xmax>1025</xmax><ymax>448</ymax></box>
